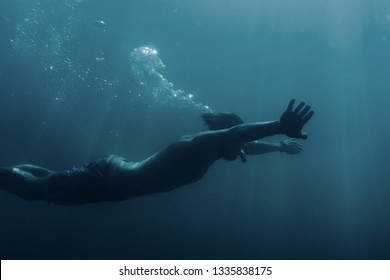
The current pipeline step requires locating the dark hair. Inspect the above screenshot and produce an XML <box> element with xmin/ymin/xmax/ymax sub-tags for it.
<box><xmin>202</xmin><ymin>112</ymin><xmax>243</xmax><ymax>130</ymax></box>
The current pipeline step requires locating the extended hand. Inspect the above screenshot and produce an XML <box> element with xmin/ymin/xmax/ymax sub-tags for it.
<box><xmin>279</xmin><ymin>99</ymin><xmax>314</xmax><ymax>139</ymax></box>
<box><xmin>280</xmin><ymin>139</ymin><xmax>303</xmax><ymax>154</ymax></box>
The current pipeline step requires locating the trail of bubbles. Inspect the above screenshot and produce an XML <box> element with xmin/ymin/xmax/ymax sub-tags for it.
<box><xmin>129</xmin><ymin>46</ymin><xmax>212</xmax><ymax>113</ymax></box>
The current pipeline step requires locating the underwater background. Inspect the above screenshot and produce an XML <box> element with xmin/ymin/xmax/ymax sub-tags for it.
<box><xmin>1</xmin><ymin>0</ymin><xmax>390</xmax><ymax>259</ymax></box>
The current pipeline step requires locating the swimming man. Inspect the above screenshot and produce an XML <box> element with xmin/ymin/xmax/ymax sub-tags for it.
<box><xmin>0</xmin><ymin>99</ymin><xmax>314</xmax><ymax>205</ymax></box>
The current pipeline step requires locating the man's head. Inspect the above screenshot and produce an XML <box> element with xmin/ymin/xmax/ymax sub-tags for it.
<box><xmin>201</xmin><ymin>112</ymin><xmax>243</xmax><ymax>130</ymax></box>
<box><xmin>201</xmin><ymin>112</ymin><xmax>247</xmax><ymax>162</ymax></box>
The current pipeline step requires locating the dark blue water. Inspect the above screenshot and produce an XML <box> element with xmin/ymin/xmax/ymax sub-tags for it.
<box><xmin>1</xmin><ymin>0</ymin><xmax>390</xmax><ymax>259</ymax></box>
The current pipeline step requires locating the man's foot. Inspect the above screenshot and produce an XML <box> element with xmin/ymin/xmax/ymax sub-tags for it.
<box><xmin>0</xmin><ymin>167</ymin><xmax>33</xmax><ymax>183</ymax></box>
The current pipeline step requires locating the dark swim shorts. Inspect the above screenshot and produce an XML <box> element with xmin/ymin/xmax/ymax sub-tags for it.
<box><xmin>46</xmin><ymin>155</ymin><xmax>124</xmax><ymax>205</ymax></box>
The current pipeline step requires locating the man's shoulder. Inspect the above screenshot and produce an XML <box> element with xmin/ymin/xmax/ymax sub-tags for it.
<box><xmin>175</xmin><ymin>130</ymin><xmax>228</xmax><ymax>145</ymax></box>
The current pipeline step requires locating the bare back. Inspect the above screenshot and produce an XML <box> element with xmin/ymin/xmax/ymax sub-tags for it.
<box><xmin>109</xmin><ymin>130</ymin><xmax>239</xmax><ymax>199</ymax></box>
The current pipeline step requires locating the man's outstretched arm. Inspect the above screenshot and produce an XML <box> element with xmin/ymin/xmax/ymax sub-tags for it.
<box><xmin>243</xmin><ymin>139</ymin><xmax>303</xmax><ymax>155</ymax></box>
<box><xmin>228</xmin><ymin>99</ymin><xmax>314</xmax><ymax>143</ymax></box>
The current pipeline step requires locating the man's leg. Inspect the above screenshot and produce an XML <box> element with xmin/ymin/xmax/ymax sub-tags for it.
<box><xmin>15</xmin><ymin>164</ymin><xmax>54</xmax><ymax>177</ymax></box>
<box><xmin>0</xmin><ymin>167</ymin><xmax>47</xmax><ymax>201</ymax></box>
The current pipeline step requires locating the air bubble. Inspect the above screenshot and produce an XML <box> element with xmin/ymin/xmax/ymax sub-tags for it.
<box><xmin>129</xmin><ymin>46</ymin><xmax>212</xmax><ymax>112</ymax></box>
